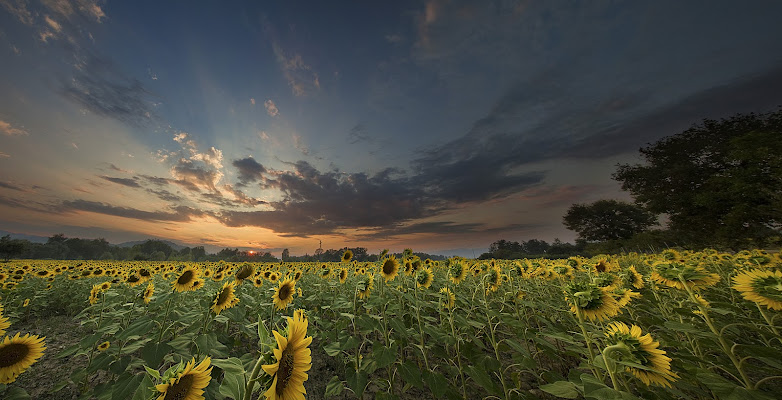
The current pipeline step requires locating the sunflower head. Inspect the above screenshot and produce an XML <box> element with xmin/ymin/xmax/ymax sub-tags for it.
<box><xmin>97</xmin><ymin>341</ymin><xmax>110</xmax><ymax>352</ymax></box>
<box><xmin>342</xmin><ymin>249</ymin><xmax>353</xmax><ymax>262</ymax></box>
<box><xmin>338</xmin><ymin>268</ymin><xmax>348</xmax><ymax>284</ymax></box>
<box><xmin>380</xmin><ymin>256</ymin><xmax>399</xmax><ymax>282</ymax></box>
<box><xmin>439</xmin><ymin>287</ymin><xmax>455</xmax><ymax>310</ymax></box>
<box><xmin>235</xmin><ymin>263</ymin><xmax>255</xmax><ymax>282</ymax></box>
<box><xmin>143</xmin><ymin>283</ymin><xmax>155</xmax><ymax>304</ymax></box>
<box><xmin>273</xmin><ymin>279</ymin><xmax>296</xmax><ymax>310</ymax></box>
<box><xmin>172</xmin><ymin>266</ymin><xmax>200</xmax><ymax>292</ymax></box>
<box><xmin>732</xmin><ymin>269</ymin><xmax>782</xmax><ymax>310</ymax></box>
<box><xmin>155</xmin><ymin>357</ymin><xmax>213</xmax><ymax>400</ymax></box>
<box><xmin>651</xmin><ymin>261</ymin><xmax>720</xmax><ymax>290</ymax></box>
<box><xmin>565</xmin><ymin>281</ymin><xmax>620</xmax><ymax>322</ymax></box>
<box><xmin>357</xmin><ymin>274</ymin><xmax>374</xmax><ymax>300</ymax></box>
<box><xmin>603</xmin><ymin>322</ymin><xmax>678</xmax><ymax>387</ymax></box>
<box><xmin>0</xmin><ymin>332</ymin><xmax>46</xmax><ymax>384</ymax></box>
<box><xmin>415</xmin><ymin>267</ymin><xmax>434</xmax><ymax>289</ymax></box>
<box><xmin>212</xmin><ymin>281</ymin><xmax>239</xmax><ymax>314</ymax></box>
<box><xmin>449</xmin><ymin>262</ymin><xmax>467</xmax><ymax>284</ymax></box>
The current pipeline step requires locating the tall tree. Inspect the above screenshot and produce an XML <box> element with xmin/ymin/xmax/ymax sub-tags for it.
<box><xmin>563</xmin><ymin>199</ymin><xmax>657</xmax><ymax>242</ymax></box>
<box><xmin>613</xmin><ymin>110</ymin><xmax>782</xmax><ymax>247</ymax></box>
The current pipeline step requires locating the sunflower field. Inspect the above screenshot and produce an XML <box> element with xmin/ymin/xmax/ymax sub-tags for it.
<box><xmin>0</xmin><ymin>248</ymin><xmax>781</xmax><ymax>399</ymax></box>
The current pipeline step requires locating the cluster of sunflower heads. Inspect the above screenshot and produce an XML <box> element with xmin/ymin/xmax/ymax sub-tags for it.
<box><xmin>0</xmin><ymin>304</ymin><xmax>46</xmax><ymax>384</ymax></box>
<box><xmin>650</xmin><ymin>261</ymin><xmax>720</xmax><ymax>290</ymax></box>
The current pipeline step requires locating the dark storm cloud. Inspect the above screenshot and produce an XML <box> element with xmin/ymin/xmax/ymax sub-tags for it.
<box><xmin>232</xmin><ymin>157</ymin><xmax>266</xmax><ymax>186</ymax></box>
<box><xmin>61</xmin><ymin>200</ymin><xmax>208</xmax><ymax>222</ymax></box>
<box><xmin>222</xmin><ymin>160</ymin><xmax>431</xmax><ymax>237</ymax></box>
<box><xmin>98</xmin><ymin>175</ymin><xmax>142</xmax><ymax>188</ymax></box>
<box><xmin>59</xmin><ymin>52</ymin><xmax>157</xmax><ymax>127</ymax></box>
<box><xmin>0</xmin><ymin>181</ymin><xmax>24</xmax><ymax>191</ymax></box>
<box><xmin>146</xmin><ymin>189</ymin><xmax>183</xmax><ymax>203</ymax></box>
<box><xmin>563</xmin><ymin>65</ymin><xmax>782</xmax><ymax>158</ymax></box>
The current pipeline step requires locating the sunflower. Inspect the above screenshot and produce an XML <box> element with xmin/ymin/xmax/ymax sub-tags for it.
<box><xmin>262</xmin><ymin>309</ymin><xmax>312</xmax><ymax>400</ymax></box>
<box><xmin>338</xmin><ymin>268</ymin><xmax>348</xmax><ymax>284</ymax></box>
<box><xmin>0</xmin><ymin>333</ymin><xmax>46</xmax><ymax>384</ymax></box>
<box><xmin>357</xmin><ymin>274</ymin><xmax>374</xmax><ymax>300</ymax></box>
<box><xmin>342</xmin><ymin>249</ymin><xmax>353</xmax><ymax>262</ymax></box>
<box><xmin>439</xmin><ymin>287</ymin><xmax>455</xmax><ymax>310</ymax></box>
<box><xmin>604</xmin><ymin>322</ymin><xmax>678</xmax><ymax>387</ymax></box>
<box><xmin>212</xmin><ymin>281</ymin><xmax>239</xmax><ymax>314</ymax></box>
<box><xmin>651</xmin><ymin>261</ymin><xmax>720</xmax><ymax>290</ymax></box>
<box><xmin>273</xmin><ymin>279</ymin><xmax>296</xmax><ymax>311</ymax></box>
<box><xmin>22</xmin><ymin>298</ymin><xmax>30</xmax><ymax>307</ymax></box>
<box><xmin>415</xmin><ymin>268</ymin><xmax>434</xmax><ymax>289</ymax></box>
<box><xmin>155</xmin><ymin>357</ymin><xmax>213</xmax><ymax>400</ymax></box>
<box><xmin>615</xmin><ymin>288</ymin><xmax>641</xmax><ymax>308</ymax></box>
<box><xmin>566</xmin><ymin>282</ymin><xmax>620</xmax><ymax>322</ymax></box>
<box><xmin>235</xmin><ymin>264</ymin><xmax>255</xmax><ymax>283</ymax></box>
<box><xmin>269</xmin><ymin>272</ymin><xmax>280</xmax><ymax>282</ymax></box>
<box><xmin>143</xmin><ymin>283</ymin><xmax>155</xmax><ymax>304</ymax></box>
<box><xmin>623</xmin><ymin>266</ymin><xmax>645</xmax><ymax>289</ymax></box>
<box><xmin>172</xmin><ymin>266</ymin><xmax>200</xmax><ymax>292</ymax></box>
<box><xmin>190</xmin><ymin>278</ymin><xmax>205</xmax><ymax>291</ymax></box>
<box><xmin>380</xmin><ymin>256</ymin><xmax>399</xmax><ymax>282</ymax></box>
<box><xmin>253</xmin><ymin>277</ymin><xmax>265</xmax><ymax>287</ymax></box>
<box><xmin>732</xmin><ymin>269</ymin><xmax>782</xmax><ymax>310</ymax></box>
<box><xmin>448</xmin><ymin>262</ymin><xmax>467</xmax><ymax>285</ymax></box>
<box><xmin>97</xmin><ymin>341</ymin><xmax>110</xmax><ymax>352</ymax></box>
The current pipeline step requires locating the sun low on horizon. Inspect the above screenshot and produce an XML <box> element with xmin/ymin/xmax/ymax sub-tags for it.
<box><xmin>1</xmin><ymin>0</ymin><xmax>782</xmax><ymax>257</ymax></box>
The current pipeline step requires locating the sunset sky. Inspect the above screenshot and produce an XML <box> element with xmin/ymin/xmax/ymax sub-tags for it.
<box><xmin>1</xmin><ymin>1</ymin><xmax>781</xmax><ymax>257</ymax></box>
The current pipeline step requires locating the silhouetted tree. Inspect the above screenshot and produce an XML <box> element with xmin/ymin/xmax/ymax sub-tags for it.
<box><xmin>563</xmin><ymin>199</ymin><xmax>657</xmax><ymax>242</ymax></box>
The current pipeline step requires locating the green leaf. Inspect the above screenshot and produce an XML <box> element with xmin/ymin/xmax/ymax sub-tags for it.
<box><xmin>465</xmin><ymin>364</ymin><xmax>502</xmax><ymax>396</ymax></box>
<box><xmin>373</xmin><ymin>344</ymin><xmax>397</xmax><ymax>369</ymax></box>
<box><xmin>346</xmin><ymin>368</ymin><xmax>368</xmax><ymax>398</ymax></box>
<box><xmin>422</xmin><ymin>370</ymin><xmax>449</xmax><ymax>398</ymax></box>
<box><xmin>112</xmin><ymin>373</ymin><xmax>144</xmax><ymax>400</ymax></box>
<box><xmin>323</xmin><ymin>341</ymin><xmax>342</xmax><ymax>356</ymax></box>
<box><xmin>219</xmin><ymin>367</ymin><xmax>245</xmax><ymax>400</ymax></box>
<box><xmin>142</xmin><ymin>342</ymin><xmax>174</xmax><ymax>367</ymax></box>
<box><xmin>586</xmin><ymin>387</ymin><xmax>640</xmax><ymax>400</ymax></box>
<box><xmin>398</xmin><ymin>361</ymin><xmax>424</xmax><ymax>388</ymax></box>
<box><xmin>212</xmin><ymin>357</ymin><xmax>246</xmax><ymax>375</ymax></box>
<box><xmin>324</xmin><ymin>376</ymin><xmax>344</xmax><ymax>398</ymax></box>
<box><xmin>144</xmin><ymin>365</ymin><xmax>162</xmax><ymax>381</ymax></box>
<box><xmin>540</xmin><ymin>381</ymin><xmax>581</xmax><ymax>399</ymax></box>
<box><xmin>3</xmin><ymin>386</ymin><xmax>30</xmax><ymax>400</ymax></box>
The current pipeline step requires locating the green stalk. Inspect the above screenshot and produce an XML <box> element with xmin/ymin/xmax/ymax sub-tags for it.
<box><xmin>680</xmin><ymin>276</ymin><xmax>752</xmax><ymax>389</ymax></box>
<box><xmin>482</xmin><ymin>279</ymin><xmax>509</xmax><ymax>400</ymax></box>
<box><xmin>448</xmin><ymin>306</ymin><xmax>468</xmax><ymax>400</ymax></box>
<box><xmin>413</xmin><ymin>281</ymin><xmax>430</xmax><ymax>371</ymax></box>
<box><xmin>575</xmin><ymin>307</ymin><xmax>605</xmax><ymax>382</ymax></box>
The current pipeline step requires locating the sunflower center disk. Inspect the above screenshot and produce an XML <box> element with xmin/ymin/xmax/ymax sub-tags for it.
<box><xmin>0</xmin><ymin>343</ymin><xmax>30</xmax><ymax>367</ymax></box>
<box><xmin>178</xmin><ymin>270</ymin><xmax>194</xmax><ymax>285</ymax></box>
<box><xmin>276</xmin><ymin>350</ymin><xmax>296</xmax><ymax>395</ymax></box>
<box><xmin>165</xmin><ymin>374</ymin><xmax>195</xmax><ymax>400</ymax></box>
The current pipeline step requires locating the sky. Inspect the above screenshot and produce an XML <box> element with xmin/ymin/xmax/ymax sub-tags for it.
<box><xmin>1</xmin><ymin>0</ymin><xmax>781</xmax><ymax>257</ymax></box>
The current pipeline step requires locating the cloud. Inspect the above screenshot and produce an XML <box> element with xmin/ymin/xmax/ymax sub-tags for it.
<box><xmin>98</xmin><ymin>175</ymin><xmax>142</xmax><ymax>188</ymax></box>
<box><xmin>232</xmin><ymin>157</ymin><xmax>266</xmax><ymax>185</ymax></box>
<box><xmin>60</xmin><ymin>52</ymin><xmax>158</xmax><ymax>127</ymax></box>
<box><xmin>0</xmin><ymin>120</ymin><xmax>29</xmax><ymax>136</ymax></box>
<box><xmin>0</xmin><ymin>152</ymin><xmax>9</xmax><ymax>158</ymax></box>
<box><xmin>272</xmin><ymin>43</ymin><xmax>320</xmax><ymax>97</ymax></box>
<box><xmin>264</xmin><ymin>99</ymin><xmax>279</xmax><ymax>117</ymax></box>
<box><xmin>61</xmin><ymin>200</ymin><xmax>209</xmax><ymax>222</ymax></box>
<box><xmin>292</xmin><ymin>133</ymin><xmax>310</xmax><ymax>156</ymax></box>
<box><xmin>217</xmin><ymin>161</ymin><xmax>432</xmax><ymax>237</ymax></box>
<box><xmin>0</xmin><ymin>180</ymin><xmax>24</xmax><ymax>191</ymax></box>
<box><xmin>347</xmin><ymin>123</ymin><xmax>372</xmax><ymax>144</ymax></box>
<box><xmin>0</xmin><ymin>0</ymin><xmax>34</xmax><ymax>25</ymax></box>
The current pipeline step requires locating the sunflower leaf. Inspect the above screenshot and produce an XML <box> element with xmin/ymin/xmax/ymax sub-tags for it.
<box><xmin>324</xmin><ymin>376</ymin><xmax>344</xmax><ymax>397</ymax></box>
<box><xmin>540</xmin><ymin>381</ymin><xmax>581</xmax><ymax>399</ymax></box>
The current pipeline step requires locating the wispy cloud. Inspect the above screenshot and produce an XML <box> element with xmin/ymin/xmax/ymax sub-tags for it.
<box><xmin>0</xmin><ymin>120</ymin><xmax>29</xmax><ymax>136</ymax></box>
<box><xmin>272</xmin><ymin>43</ymin><xmax>320</xmax><ymax>97</ymax></box>
<box><xmin>264</xmin><ymin>99</ymin><xmax>279</xmax><ymax>117</ymax></box>
<box><xmin>98</xmin><ymin>175</ymin><xmax>142</xmax><ymax>188</ymax></box>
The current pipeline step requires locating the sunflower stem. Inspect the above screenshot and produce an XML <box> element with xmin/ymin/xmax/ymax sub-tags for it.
<box><xmin>575</xmin><ymin>307</ymin><xmax>605</xmax><ymax>382</ymax></box>
<box><xmin>157</xmin><ymin>297</ymin><xmax>174</xmax><ymax>345</ymax></box>
<box><xmin>413</xmin><ymin>281</ymin><xmax>430</xmax><ymax>371</ymax></box>
<box><xmin>482</xmin><ymin>276</ymin><xmax>509</xmax><ymax>400</ymax></box>
<box><xmin>680</xmin><ymin>275</ymin><xmax>753</xmax><ymax>389</ymax></box>
<box><xmin>448</xmin><ymin>305</ymin><xmax>468</xmax><ymax>400</ymax></box>
<box><xmin>602</xmin><ymin>343</ymin><xmax>627</xmax><ymax>391</ymax></box>
<box><xmin>756</xmin><ymin>303</ymin><xmax>780</xmax><ymax>337</ymax></box>
<box><xmin>244</xmin><ymin>351</ymin><xmax>266</xmax><ymax>400</ymax></box>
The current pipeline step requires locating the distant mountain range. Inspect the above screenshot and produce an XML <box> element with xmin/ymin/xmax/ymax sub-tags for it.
<box><xmin>0</xmin><ymin>230</ymin><xmax>185</xmax><ymax>250</ymax></box>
